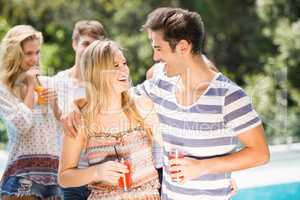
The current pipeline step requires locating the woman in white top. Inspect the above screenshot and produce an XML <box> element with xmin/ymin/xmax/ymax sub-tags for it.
<box><xmin>0</xmin><ymin>25</ymin><xmax>61</xmax><ymax>199</ymax></box>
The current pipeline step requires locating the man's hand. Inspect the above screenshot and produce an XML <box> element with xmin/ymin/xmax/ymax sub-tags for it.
<box><xmin>168</xmin><ymin>157</ymin><xmax>209</xmax><ymax>184</ymax></box>
<box><xmin>60</xmin><ymin>106</ymin><xmax>82</xmax><ymax>138</ymax></box>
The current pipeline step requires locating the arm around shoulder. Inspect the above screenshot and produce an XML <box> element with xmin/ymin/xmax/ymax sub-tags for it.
<box><xmin>135</xmin><ymin>95</ymin><xmax>162</xmax><ymax>146</ymax></box>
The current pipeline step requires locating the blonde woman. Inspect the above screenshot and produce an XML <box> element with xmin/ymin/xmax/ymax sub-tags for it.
<box><xmin>0</xmin><ymin>25</ymin><xmax>61</xmax><ymax>199</ymax></box>
<box><xmin>58</xmin><ymin>40</ymin><xmax>161</xmax><ymax>200</ymax></box>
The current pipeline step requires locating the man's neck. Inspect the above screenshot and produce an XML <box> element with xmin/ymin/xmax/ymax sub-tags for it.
<box><xmin>174</xmin><ymin>55</ymin><xmax>217</xmax><ymax>107</ymax></box>
<box><xmin>179</xmin><ymin>55</ymin><xmax>216</xmax><ymax>91</ymax></box>
<box><xmin>69</xmin><ymin>64</ymin><xmax>82</xmax><ymax>81</ymax></box>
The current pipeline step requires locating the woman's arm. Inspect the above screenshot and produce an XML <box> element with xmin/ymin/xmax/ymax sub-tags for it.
<box><xmin>58</xmin><ymin>127</ymin><xmax>96</xmax><ymax>187</ymax></box>
<box><xmin>22</xmin><ymin>66</ymin><xmax>40</xmax><ymax>109</ymax></box>
<box><xmin>22</xmin><ymin>84</ymin><xmax>36</xmax><ymax>109</ymax></box>
<box><xmin>0</xmin><ymin>86</ymin><xmax>33</xmax><ymax>134</ymax></box>
<box><xmin>58</xmin><ymin>124</ymin><xmax>129</xmax><ymax>187</ymax></box>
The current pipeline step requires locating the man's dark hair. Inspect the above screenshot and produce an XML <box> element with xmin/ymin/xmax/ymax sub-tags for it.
<box><xmin>143</xmin><ymin>7</ymin><xmax>205</xmax><ymax>54</ymax></box>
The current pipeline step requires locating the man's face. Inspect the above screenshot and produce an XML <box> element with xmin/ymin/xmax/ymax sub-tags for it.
<box><xmin>73</xmin><ymin>35</ymin><xmax>97</xmax><ymax>65</ymax></box>
<box><xmin>148</xmin><ymin>31</ymin><xmax>182</xmax><ymax>77</ymax></box>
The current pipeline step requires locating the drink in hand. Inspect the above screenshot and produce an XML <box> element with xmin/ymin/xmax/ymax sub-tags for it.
<box><xmin>168</xmin><ymin>149</ymin><xmax>184</xmax><ymax>182</ymax></box>
<box><xmin>35</xmin><ymin>86</ymin><xmax>47</xmax><ymax>105</ymax></box>
<box><xmin>118</xmin><ymin>158</ymin><xmax>132</xmax><ymax>191</ymax></box>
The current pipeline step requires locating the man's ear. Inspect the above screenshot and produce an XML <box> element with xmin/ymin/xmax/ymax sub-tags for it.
<box><xmin>72</xmin><ymin>39</ymin><xmax>78</xmax><ymax>51</ymax></box>
<box><xmin>176</xmin><ymin>40</ymin><xmax>191</xmax><ymax>55</ymax></box>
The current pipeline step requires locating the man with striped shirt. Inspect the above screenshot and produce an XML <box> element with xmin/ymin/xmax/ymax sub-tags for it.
<box><xmin>137</xmin><ymin>7</ymin><xmax>270</xmax><ymax>200</ymax></box>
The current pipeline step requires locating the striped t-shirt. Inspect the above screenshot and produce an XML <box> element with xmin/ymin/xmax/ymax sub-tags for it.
<box><xmin>135</xmin><ymin>71</ymin><xmax>261</xmax><ymax>200</ymax></box>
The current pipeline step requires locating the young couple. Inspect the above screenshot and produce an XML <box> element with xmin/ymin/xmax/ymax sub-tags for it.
<box><xmin>60</xmin><ymin>7</ymin><xmax>269</xmax><ymax>200</ymax></box>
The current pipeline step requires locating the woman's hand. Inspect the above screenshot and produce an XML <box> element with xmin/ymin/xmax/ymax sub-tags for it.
<box><xmin>93</xmin><ymin>161</ymin><xmax>129</xmax><ymax>185</ymax></box>
<box><xmin>40</xmin><ymin>88</ymin><xmax>61</xmax><ymax>119</ymax></box>
<box><xmin>24</xmin><ymin>66</ymin><xmax>40</xmax><ymax>86</ymax></box>
<box><xmin>40</xmin><ymin>88</ymin><xmax>58</xmax><ymax>106</ymax></box>
<box><xmin>20</xmin><ymin>66</ymin><xmax>40</xmax><ymax>109</ymax></box>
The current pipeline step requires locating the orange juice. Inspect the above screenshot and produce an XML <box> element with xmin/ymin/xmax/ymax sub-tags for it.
<box><xmin>118</xmin><ymin>159</ymin><xmax>132</xmax><ymax>191</ymax></box>
<box><xmin>35</xmin><ymin>86</ymin><xmax>47</xmax><ymax>105</ymax></box>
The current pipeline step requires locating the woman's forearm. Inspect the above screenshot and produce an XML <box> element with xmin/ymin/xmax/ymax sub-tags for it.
<box><xmin>23</xmin><ymin>85</ymin><xmax>36</xmax><ymax>109</ymax></box>
<box><xmin>58</xmin><ymin>165</ymin><xmax>97</xmax><ymax>188</ymax></box>
<box><xmin>52</xmin><ymin>101</ymin><xmax>62</xmax><ymax>120</ymax></box>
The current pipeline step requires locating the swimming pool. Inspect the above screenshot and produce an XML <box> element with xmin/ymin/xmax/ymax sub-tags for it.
<box><xmin>232</xmin><ymin>181</ymin><xmax>300</xmax><ymax>200</ymax></box>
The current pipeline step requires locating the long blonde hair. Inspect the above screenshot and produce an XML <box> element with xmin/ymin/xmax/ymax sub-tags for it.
<box><xmin>80</xmin><ymin>40</ymin><xmax>151</xmax><ymax>139</ymax></box>
<box><xmin>0</xmin><ymin>25</ymin><xmax>43</xmax><ymax>99</ymax></box>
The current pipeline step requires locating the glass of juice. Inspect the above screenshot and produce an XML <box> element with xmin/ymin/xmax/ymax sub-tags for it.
<box><xmin>35</xmin><ymin>86</ymin><xmax>47</xmax><ymax>105</ymax></box>
<box><xmin>118</xmin><ymin>158</ymin><xmax>132</xmax><ymax>192</ymax></box>
<box><xmin>168</xmin><ymin>149</ymin><xmax>184</xmax><ymax>182</ymax></box>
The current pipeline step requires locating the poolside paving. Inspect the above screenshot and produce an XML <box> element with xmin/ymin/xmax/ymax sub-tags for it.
<box><xmin>232</xmin><ymin>143</ymin><xmax>300</xmax><ymax>189</ymax></box>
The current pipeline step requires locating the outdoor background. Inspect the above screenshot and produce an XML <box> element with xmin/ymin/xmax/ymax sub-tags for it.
<box><xmin>0</xmin><ymin>0</ymin><xmax>299</xmax><ymax>147</ymax></box>
<box><xmin>1</xmin><ymin>1</ymin><xmax>300</xmax><ymax>199</ymax></box>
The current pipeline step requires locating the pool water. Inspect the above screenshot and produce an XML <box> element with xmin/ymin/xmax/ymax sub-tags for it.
<box><xmin>233</xmin><ymin>181</ymin><xmax>300</xmax><ymax>200</ymax></box>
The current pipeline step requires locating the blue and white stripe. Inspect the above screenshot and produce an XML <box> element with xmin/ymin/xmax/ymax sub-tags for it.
<box><xmin>135</xmin><ymin>71</ymin><xmax>261</xmax><ymax>200</ymax></box>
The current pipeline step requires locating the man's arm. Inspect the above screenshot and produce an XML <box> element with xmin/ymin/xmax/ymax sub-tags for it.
<box><xmin>205</xmin><ymin>124</ymin><xmax>269</xmax><ymax>172</ymax></box>
<box><xmin>169</xmin><ymin>125</ymin><xmax>269</xmax><ymax>182</ymax></box>
<box><xmin>169</xmin><ymin>86</ymin><xmax>270</xmax><ymax>183</ymax></box>
<box><xmin>60</xmin><ymin>98</ymin><xmax>85</xmax><ymax>137</ymax></box>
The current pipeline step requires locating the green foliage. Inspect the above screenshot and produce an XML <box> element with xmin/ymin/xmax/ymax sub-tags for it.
<box><xmin>0</xmin><ymin>17</ymin><xmax>10</xmax><ymax>38</ymax></box>
<box><xmin>0</xmin><ymin>0</ymin><xmax>299</xmax><ymax>143</ymax></box>
<box><xmin>244</xmin><ymin>72</ymin><xmax>300</xmax><ymax>140</ymax></box>
<box><xmin>0</xmin><ymin>119</ymin><xmax>8</xmax><ymax>144</ymax></box>
<box><xmin>254</xmin><ymin>0</ymin><xmax>300</xmax><ymax>141</ymax></box>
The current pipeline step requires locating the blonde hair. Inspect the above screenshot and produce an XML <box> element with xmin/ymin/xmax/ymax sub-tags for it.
<box><xmin>80</xmin><ymin>40</ymin><xmax>151</xmax><ymax>139</ymax></box>
<box><xmin>0</xmin><ymin>25</ymin><xmax>43</xmax><ymax>99</ymax></box>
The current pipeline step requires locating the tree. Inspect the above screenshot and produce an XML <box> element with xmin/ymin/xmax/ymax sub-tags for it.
<box><xmin>248</xmin><ymin>0</ymin><xmax>300</xmax><ymax>141</ymax></box>
<box><xmin>0</xmin><ymin>0</ymin><xmax>299</xmax><ymax>143</ymax></box>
